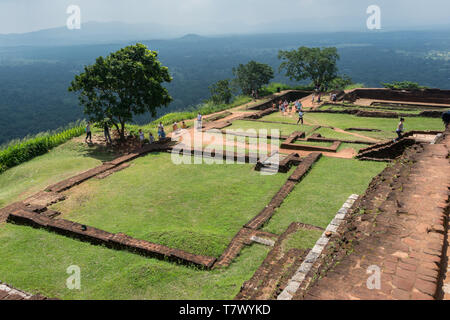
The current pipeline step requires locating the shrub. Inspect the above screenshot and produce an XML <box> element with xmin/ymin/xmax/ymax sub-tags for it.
<box><xmin>0</xmin><ymin>122</ymin><xmax>86</xmax><ymax>174</ymax></box>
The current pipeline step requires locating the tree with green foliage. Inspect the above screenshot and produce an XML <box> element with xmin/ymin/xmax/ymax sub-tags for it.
<box><xmin>232</xmin><ymin>61</ymin><xmax>274</xmax><ymax>95</ymax></box>
<box><xmin>381</xmin><ymin>81</ymin><xmax>429</xmax><ymax>90</ymax></box>
<box><xmin>69</xmin><ymin>43</ymin><xmax>173</xmax><ymax>141</ymax></box>
<box><xmin>209</xmin><ymin>79</ymin><xmax>233</xmax><ymax>105</ymax></box>
<box><xmin>278</xmin><ymin>47</ymin><xmax>340</xmax><ymax>91</ymax></box>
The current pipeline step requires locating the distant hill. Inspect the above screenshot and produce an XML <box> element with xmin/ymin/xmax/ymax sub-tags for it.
<box><xmin>0</xmin><ymin>21</ymin><xmax>182</xmax><ymax>47</ymax></box>
<box><xmin>0</xmin><ymin>29</ymin><xmax>450</xmax><ymax>145</ymax></box>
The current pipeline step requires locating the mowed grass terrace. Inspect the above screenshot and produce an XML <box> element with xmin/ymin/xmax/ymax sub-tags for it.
<box><xmin>0</xmin><ymin>134</ymin><xmax>387</xmax><ymax>299</ymax></box>
<box><xmin>1</xmin><ymin>109</ymin><xmax>442</xmax><ymax>300</ymax></box>
<box><xmin>50</xmin><ymin>152</ymin><xmax>291</xmax><ymax>258</ymax></box>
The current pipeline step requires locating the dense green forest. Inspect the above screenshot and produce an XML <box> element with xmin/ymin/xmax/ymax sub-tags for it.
<box><xmin>1</xmin><ymin>30</ymin><xmax>450</xmax><ymax>145</ymax></box>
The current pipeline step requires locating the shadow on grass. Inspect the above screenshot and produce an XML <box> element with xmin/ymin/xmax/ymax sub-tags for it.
<box><xmin>81</xmin><ymin>143</ymin><xmax>118</xmax><ymax>162</ymax></box>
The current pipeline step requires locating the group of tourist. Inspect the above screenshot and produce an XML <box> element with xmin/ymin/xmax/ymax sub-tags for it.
<box><xmin>274</xmin><ymin>99</ymin><xmax>304</xmax><ymax>125</ymax></box>
<box><xmin>83</xmin><ymin>102</ymin><xmax>450</xmax><ymax>149</ymax></box>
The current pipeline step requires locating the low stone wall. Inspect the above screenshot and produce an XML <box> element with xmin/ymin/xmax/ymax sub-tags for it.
<box><xmin>245</xmin><ymin>153</ymin><xmax>322</xmax><ymax>230</ymax></box>
<box><xmin>243</xmin><ymin>107</ymin><xmax>278</xmax><ymax>119</ymax></box>
<box><xmin>312</xmin><ymin>106</ymin><xmax>448</xmax><ymax>119</ymax></box>
<box><xmin>7</xmin><ymin>209</ymin><xmax>216</xmax><ymax>269</ymax></box>
<box><xmin>277</xmin><ymin>194</ymin><xmax>359</xmax><ymax>300</ymax></box>
<box><xmin>357</xmin><ymin>138</ymin><xmax>416</xmax><ymax>161</ymax></box>
<box><xmin>235</xmin><ymin>223</ymin><xmax>310</xmax><ymax>300</ymax></box>
<box><xmin>213</xmin><ymin>229</ymin><xmax>278</xmax><ymax>268</ymax></box>
<box><xmin>46</xmin><ymin>142</ymin><xmax>172</xmax><ymax>193</ymax></box>
<box><xmin>282</xmin><ymin>140</ymin><xmax>341</xmax><ymax>153</ymax></box>
<box><xmin>356</xmin><ymin>130</ymin><xmax>441</xmax><ymax>161</ymax></box>
<box><xmin>307</xmin><ymin>133</ymin><xmax>375</xmax><ymax>145</ymax></box>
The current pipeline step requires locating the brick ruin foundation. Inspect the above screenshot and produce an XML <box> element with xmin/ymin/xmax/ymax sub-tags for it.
<box><xmin>285</xmin><ymin>129</ymin><xmax>450</xmax><ymax>300</ymax></box>
<box><xmin>1</xmin><ymin>89</ymin><xmax>448</xmax><ymax>299</ymax></box>
<box><xmin>0</xmin><ymin>128</ymin><xmax>324</xmax><ymax>272</ymax></box>
<box><xmin>343</xmin><ymin>88</ymin><xmax>450</xmax><ymax>106</ymax></box>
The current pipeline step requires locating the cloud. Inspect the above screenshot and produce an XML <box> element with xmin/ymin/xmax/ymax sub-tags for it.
<box><xmin>0</xmin><ymin>0</ymin><xmax>449</xmax><ymax>34</ymax></box>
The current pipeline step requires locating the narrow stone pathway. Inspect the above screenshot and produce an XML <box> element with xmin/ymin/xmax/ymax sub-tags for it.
<box><xmin>295</xmin><ymin>130</ymin><xmax>450</xmax><ymax>300</ymax></box>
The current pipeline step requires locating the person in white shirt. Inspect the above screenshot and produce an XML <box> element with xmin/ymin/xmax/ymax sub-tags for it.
<box><xmin>395</xmin><ymin>118</ymin><xmax>405</xmax><ymax>141</ymax></box>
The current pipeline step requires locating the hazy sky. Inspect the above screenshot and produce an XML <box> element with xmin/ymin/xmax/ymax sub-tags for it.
<box><xmin>1</xmin><ymin>0</ymin><xmax>449</xmax><ymax>34</ymax></box>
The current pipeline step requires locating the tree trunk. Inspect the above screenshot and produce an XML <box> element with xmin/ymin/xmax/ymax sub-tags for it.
<box><xmin>119</xmin><ymin>122</ymin><xmax>126</xmax><ymax>141</ymax></box>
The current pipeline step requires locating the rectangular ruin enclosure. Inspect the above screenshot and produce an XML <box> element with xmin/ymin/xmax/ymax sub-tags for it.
<box><xmin>50</xmin><ymin>152</ymin><xmax>291</xmax><ymax>258</ymax></box>
<box><xmin>280</xmin><ymin>131</ymin><xmax>341</xmax><ymax>152</ymax></box>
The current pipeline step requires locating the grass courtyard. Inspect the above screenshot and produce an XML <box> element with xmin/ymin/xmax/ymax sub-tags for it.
<box><xmin>0</xmin><ymin>141</ymin><xmax>116</xmax><ymax>208</ymax></box>
<box><xmin>51</xmin><ymin>152</ymin><xmax>291</xmax><ymax>258</ymax></box>
<box><xmin>263</xmin><ymin>157</ymin><xmax>386</xmax><ymax>234</ymax></box>
<box><xmin>227</xmin><ymin>120</ymin><xmax>315</xmax><ymax>136</ymax></box>
<box><xmin>0</xmin><ymin>223</ymin><xmax>270</xmax><ymax>299</ymax></box>
<box><xmin>0</xmin><ymin>108</ymin><xmax>440</xmax><ymax>300</ymax></box>
<box><xmin>259</xmin><ymin>112</ymin><xmax>444</xmax><ymax>141</ymax></box>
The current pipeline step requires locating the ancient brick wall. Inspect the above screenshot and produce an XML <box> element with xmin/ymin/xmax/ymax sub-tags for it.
<box><xmin>344</xmin><ymin>88</ymin><xmax>450</xmax><ymax>105</ymax></box>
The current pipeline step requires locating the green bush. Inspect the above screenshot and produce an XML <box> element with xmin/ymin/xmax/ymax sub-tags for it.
<box><xmin>259</xmin><ymin>82</ymin><xmax>315</xmax><ymax>96</ymax></box>
<box><xmin>0</xmin><ymin>122</ymin><xmax>85</xmax><ymax>174</ymax></box>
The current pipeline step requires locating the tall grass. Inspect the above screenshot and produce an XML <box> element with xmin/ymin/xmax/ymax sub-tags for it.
<box><xmin>0</xmin><ymin>121</ymin><xmax>86</xmax><ymax>174</ymax></box>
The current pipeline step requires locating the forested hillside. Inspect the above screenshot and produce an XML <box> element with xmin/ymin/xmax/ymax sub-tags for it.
<box><xmin>1</xmin><ymin>30</ymin><xmax>450</xmax><ymax>145</ymax></box>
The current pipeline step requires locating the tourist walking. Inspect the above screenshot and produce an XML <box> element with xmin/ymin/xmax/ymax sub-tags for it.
<box><xmin>158</xmin><ymin>122</ymin><xmax>166</xmax><ymax>139</ymax></box>
<box><xmin>197</xmin><ymin>113</ymin><xmax>202</xmax><ymax>130</ymax></box>
<box><xmin>103</xmin><ymin>123</ymin><xmax>112</xmax><ymax>144</ymax></box>
<box><xmin>394</xmin><ymin>118</ymin><xmax>405</xmax><ymax>141</ymax></box>
<box><xmin>85</xmin><ymin>121</ymin><xmax>92</xmax><ymax>144</ymax></box>
<box><xmin>296</xmin><ymin>101</ymin><xmax>304</xmax><ymax>125</ymax></box>
<box><xmin>139</xmin><ymin>129</ymin><xmax>145</xmax><ymax>147</ymax></box>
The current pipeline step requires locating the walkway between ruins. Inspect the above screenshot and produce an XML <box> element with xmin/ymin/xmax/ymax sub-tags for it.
<box><xmin>295</xmin><ymin>130</ymin><xmax>450</xmax><ymax>300</ymax></box>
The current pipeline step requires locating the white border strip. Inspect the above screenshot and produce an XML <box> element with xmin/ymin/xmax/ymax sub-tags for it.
<box><xmin>277</xmin><ymin>194</ymin><xmax>359</xmax><ymax>300</ymax></box>
<box><xmin>250</xmin><ymin>235</ymin><xmax>275</xmax><ymax>247</ymax></box>
<box><xmin>431</xmin><ymin>133</ymin><xmax>443</xmax><ymax>145</ymax></box>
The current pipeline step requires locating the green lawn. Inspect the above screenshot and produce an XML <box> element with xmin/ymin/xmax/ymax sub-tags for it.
<box><xmin>303</xmin><ymin>113</ymin><xmax>444</xmax><ymax>133</ymax></box>
<box><xmin>0</xmin><ymin>223</ymin><xmax>269</xmax><ymax>300</ymax></box>
<box><xmin>282</xmin><ymin>229</ymin><xmax>324</xmax><ymax>254</ymax></box>
<box><xmin>0</xmin><ymin>109</ymin><xmax>409</xmax><ymax>300</ymax></box>
<box><xmin>0</xmin><ymin>141</ymin><xmax>115</xmax><ymax>208</ymax></box>
<box><xmin>51</xmin><ymin>152</ymin><xmax>290</xmax><ymax>258</ymax></box>
<box><xmin>314</xmin><ymin>127</ymin><xmax>373</xmax><ymax>142</ymax></box>
<box><xmin>263</xmin><ymin>157</ymin><xmax>386</xmax><ymax>234</ymax></box>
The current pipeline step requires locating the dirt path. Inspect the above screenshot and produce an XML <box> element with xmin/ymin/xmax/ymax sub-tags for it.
<box><xmin>166</xmin><ymin>92</ymin><xmax>379</xmax><ymax>160</ymax></box>
<box><xmin>298</xmin><ymin>132</ymin><xmax>450</xmax><ymax>300</ymax></box>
